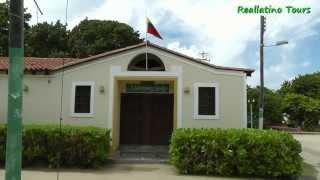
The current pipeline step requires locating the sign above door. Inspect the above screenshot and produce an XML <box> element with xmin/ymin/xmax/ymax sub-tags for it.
<box><xmin>126</xmin><ymin>83</ymin><xmax>169</xmax><ymax>93</ymax></box>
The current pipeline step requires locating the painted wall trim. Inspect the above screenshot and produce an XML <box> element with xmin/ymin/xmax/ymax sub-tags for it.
<box><xmin>193</xmin><ymin>82</ymin><xmax>220</xmax><ymax>120</ymax></box>
<box><xmin>108</xmin><ymin>66</ymin><xmax>121</xmax><ymax>132</ymax></box>
<box><xmin>70</xmin><ymin>81</ymin><xmax>95</xmax><ymax>117</ymax></box>
<box><xmin>172</xmin><ymin>66</ymin><xmax>183</xmax><ymax>128</ymax></box>
<box><xmin>108</xmin><ymin>65</ymin><xmax>183</xmax><ymax>133</ymax></box>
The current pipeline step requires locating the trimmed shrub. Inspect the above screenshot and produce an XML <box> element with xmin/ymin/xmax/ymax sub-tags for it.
<box><xmin>170</xmin><ymin>128</ymin><xmax>302</xmax><ymax>177</ymax></box>
<box><xmin>0</xmin><ymin>124</ymin><xmax>110</xmax><ymax>168</ymax></box>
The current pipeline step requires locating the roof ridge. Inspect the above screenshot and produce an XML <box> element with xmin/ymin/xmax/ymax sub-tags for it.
<box><xmin>0</xmin><ymin>42</ymin><xmax>254</xmax><ymax>76</ymax></box>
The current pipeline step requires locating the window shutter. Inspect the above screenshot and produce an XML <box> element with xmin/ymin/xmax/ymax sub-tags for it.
<box><xmin>74</xmin><ymin>86</ymin><xmax>91</xmax><ymax>113</ymax></box>
<box><xmin>198</xmin><ymin>87</ymin><xmax>215</xmax><ymax>115</ymax></box>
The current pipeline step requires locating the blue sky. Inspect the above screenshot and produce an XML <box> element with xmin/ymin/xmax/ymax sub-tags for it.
<box><xmin>2</xmin><ymin>0</ymin><xmax>319</xmax><ymax>89</ymax></box>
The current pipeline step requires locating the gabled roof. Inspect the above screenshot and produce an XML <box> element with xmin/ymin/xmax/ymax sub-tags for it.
<box><xmin>0</xmin><ymin>42</ymin><xmax>254</xmax><ymax>76</ymax></box>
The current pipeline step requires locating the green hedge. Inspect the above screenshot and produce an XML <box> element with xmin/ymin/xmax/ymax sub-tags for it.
<box><xmin>170</xmin><ymin>128</ymin><xmax>302</xmax><ymax>178</ymax></box>
<box><xmin>0</xmin><ymin>124</ymin><xmax>110</xmax><ymax>168</ymax></box>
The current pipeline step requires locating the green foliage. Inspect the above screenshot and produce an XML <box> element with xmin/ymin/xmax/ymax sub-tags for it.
<box><xmin>0</xmin><ymin>4</ymin><xmax>142</xmax><ymax>58</ymax></box>
<box><xmin>25</xmin><ymin>21</ymin><xmax>69</xmax><ymax>57</ymax></box>
<box><xmin>278</xmin><ymin>80</ymin><xmax>292</xmax><ymax>95</ymax></box>
<box><xmin>0</xmin><ymin>2</ymin><xmax>31</xmax><ymax>56</ymax></box>
<box><xmin>279</xmin><ymin>72</ymin><xmax>320</xmax><ymax>100</ymax></box>
<box><xmin>0</xmin><ymin>124</ymin><xmax>110</xmax><ymax>168</ymax></box>
<box><xmin>277</xmin><ymin>72</ymin><xmax>320</xmax><ymax>130</ymax></box>
<box><xmin>68</xmin><ymin>19</ymin><xmax>143</xmax><ymax>58</ymax></box>
<box><xmin>170</xmin><ymin>128</ymin><xmax>302</xmax><ymax>178</ymax></box>
<box><xmin>247</xmin><ymin>86</ymin><xmax>283</xmax><ymax>126</ymax></box>
<box><xmin>0</xmin><ymin>3</ymin><xmax>8</xmax><ymax>56</ymax></box>
<box><xmin>282</xmin><ymin>93</ymin><xmax>320</xmax><ymax>130</ymax></box>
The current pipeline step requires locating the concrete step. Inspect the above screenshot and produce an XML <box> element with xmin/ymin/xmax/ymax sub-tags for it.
<box><xmin>111</xmin><ymin>156</ymin><xmax>169</xmax><ymax>164</ymax></box>
<box><xmin>119</xmin><ymin>145</ymin><xmax>169</xmax><ymax>153</ymax></box>
<box><xmin>112</xmin><ymin>145</ymin><xmax>170</xmax><ymax>163</ymax></box>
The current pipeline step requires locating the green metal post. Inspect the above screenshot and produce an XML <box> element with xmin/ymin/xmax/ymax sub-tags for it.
<box><xmin>5</xmin><ymin>0</ymin><xmax>24</xmax><ymax>180</ymax></box>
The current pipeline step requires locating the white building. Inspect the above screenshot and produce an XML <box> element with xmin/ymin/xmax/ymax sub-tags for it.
<box><xmin>0</xmin><ymin>42</ymin><xmax>254</xmax><ymax>151</ymax></box>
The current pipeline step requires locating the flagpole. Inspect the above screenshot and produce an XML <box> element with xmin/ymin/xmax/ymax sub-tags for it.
<box><xmin>145</xmin><ymin>17</ymin><xmax>148</xmax><ymax>71</ymax></box>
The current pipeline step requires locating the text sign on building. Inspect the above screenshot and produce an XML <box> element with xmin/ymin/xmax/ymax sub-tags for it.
<box><xmin>126</xmin><ymin>84</ymin><xmax>169</xmax><ymax>93</ymax></box>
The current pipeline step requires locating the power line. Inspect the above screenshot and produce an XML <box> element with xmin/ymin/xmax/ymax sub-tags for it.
<box><xmin>32</xmin><ymin>0</ymin><xmax>43</xmax><ymax>24</ymax></box>
<box><xmin>57</xmin><ymin>1</ymin><xmax>69</xmax><ymax>180</ymax></box>
<box><xmin>33</xmin><ymin>0</ymin><xmax>43</xmax><ymax>15</ymax></box>
<box><xmin>65</xmin><ymin>0</ymin><xmax>69</xmax><ymax>27</ymax></box>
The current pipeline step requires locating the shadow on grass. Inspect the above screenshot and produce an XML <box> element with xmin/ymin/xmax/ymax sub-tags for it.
<box><xmin>300</xmin><ymin>162</ymin><xmax>318</xmax><ymax>180</ymax></box>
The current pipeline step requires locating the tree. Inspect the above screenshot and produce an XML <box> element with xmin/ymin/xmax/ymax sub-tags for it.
<box><xmin>282</xmin><ymin>93</ymin><xmax>320</xmax><ymax>130</ymax></box>
<box><xmin>278</xmin><ymin>72</ymin><xmax>320</xmax><ymax>130</ymax></box>
<box><xmin>0</xmin><ymin>2</ymin><xmax>31</xmax><ymax>56</ymax></box>
<box><xmin>278</xmin><ymin>80</ymin><xmax>292</xmax><ymax>95</ymax></box>
<box><xmin>25</xmin><ymin>21</ymin><xmax>69</xmax><ymax>57</ymax></box>
<box><xmin>247</xmin><ymin>86</ymin><xmax>283</xmax><ymax>126</ymax></box>
<box><xmin>1</xmin><ymin>11</ymin><xmax>143</xmax><ymax>58</ymax></box>
<box><xmin>68</xmin><ymin>19</ymin><xmax>142</xmax><ymax>58</ymax></box>
<box><xmin>279</xmin><ymin>72</ymin><xmax>320</xmax><ymax>100</ymax></box>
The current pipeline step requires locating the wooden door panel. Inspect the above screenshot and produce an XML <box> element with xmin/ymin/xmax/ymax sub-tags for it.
<box><xmin>120</xmin><ymin>94</ymin><xmax>143</xmax><ymax>144</ymax></box>
<box><xmin>120</xmin><ymin>93</ymin><xmax>173</xmax><ymax>145</ymax></box>
<box><xmin>149</xmin><ymin>94</ymin><xmax>173</xmax><ymax>145</ymax></box>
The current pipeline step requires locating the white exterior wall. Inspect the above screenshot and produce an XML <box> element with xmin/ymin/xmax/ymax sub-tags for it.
<box><xmin>0</xmin><ymin>46</ymin><xmax>248</xmax><ymax>129</ymax></box>
<box><xmin>0</xmin><ymin>75</ymin><xmax>8</xmax><ymax>122</ymax></box>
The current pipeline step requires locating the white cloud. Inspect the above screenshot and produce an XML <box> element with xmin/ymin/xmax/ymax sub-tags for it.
<box><xmin>167</xmin><ymin>42</ymin><xmax>199</xmax><ymax>58</ymax></box>
<box><xmin>2</xmin><ymin>0</ymin><xmax>320</xmax><ymax>89</ymax></box>
<box><xmin>301</xmin><ymin>61</ymin><xmax>311</xmax><ymax>67</ymax></box>
<box><xmin>248</xmin><ymin>53</ymin><xmax>298</xmax><ymax>89</ymax></box>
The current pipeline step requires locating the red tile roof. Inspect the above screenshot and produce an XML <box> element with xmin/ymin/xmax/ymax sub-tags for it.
<box><xmin>0</xmin><ymin>42</ymin><xmax>255</xmax><ymax>76</ymax></box>
<box><xmin>0</xmin><ymin>57</ymin><xmax>79</xmax><ymax>71</ymax></box>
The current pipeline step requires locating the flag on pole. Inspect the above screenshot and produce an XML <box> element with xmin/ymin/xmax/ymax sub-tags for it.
<box><xmin>146</xmin><ymin>18</ymin><xmax>162</xmax><ymax>39</ymax></box>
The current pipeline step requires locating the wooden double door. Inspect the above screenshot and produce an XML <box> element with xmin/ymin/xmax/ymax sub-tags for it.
<box><xmin>120</xmin><ymin>93</ymin><xmax>174</xmax><ymax>145</ymax></box>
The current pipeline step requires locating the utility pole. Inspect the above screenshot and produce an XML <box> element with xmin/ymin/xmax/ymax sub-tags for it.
<box><xmin>5</xmin><ymin>0</ymin><xmax>24</xmax><ymax>179</ymax></box>
<box><xmin>248</xmin><ymin>99</ymin><xmax>255</xmax><ymax>128</ymax></box>
<box><xmin>259</xmin><ymin>15</ymin><xmax>266</xmax><ymax>130</ymax></box>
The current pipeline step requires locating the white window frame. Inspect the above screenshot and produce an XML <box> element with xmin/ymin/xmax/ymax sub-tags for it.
<box><xmin>71</xmin><ymin>81</ymin><xmax>95</xmax><ymax>117</ymax></box>
<box><xmin>194</xmin><ymin>82</ymin><xmax>219</xmax><ymax>120</ymax></box>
